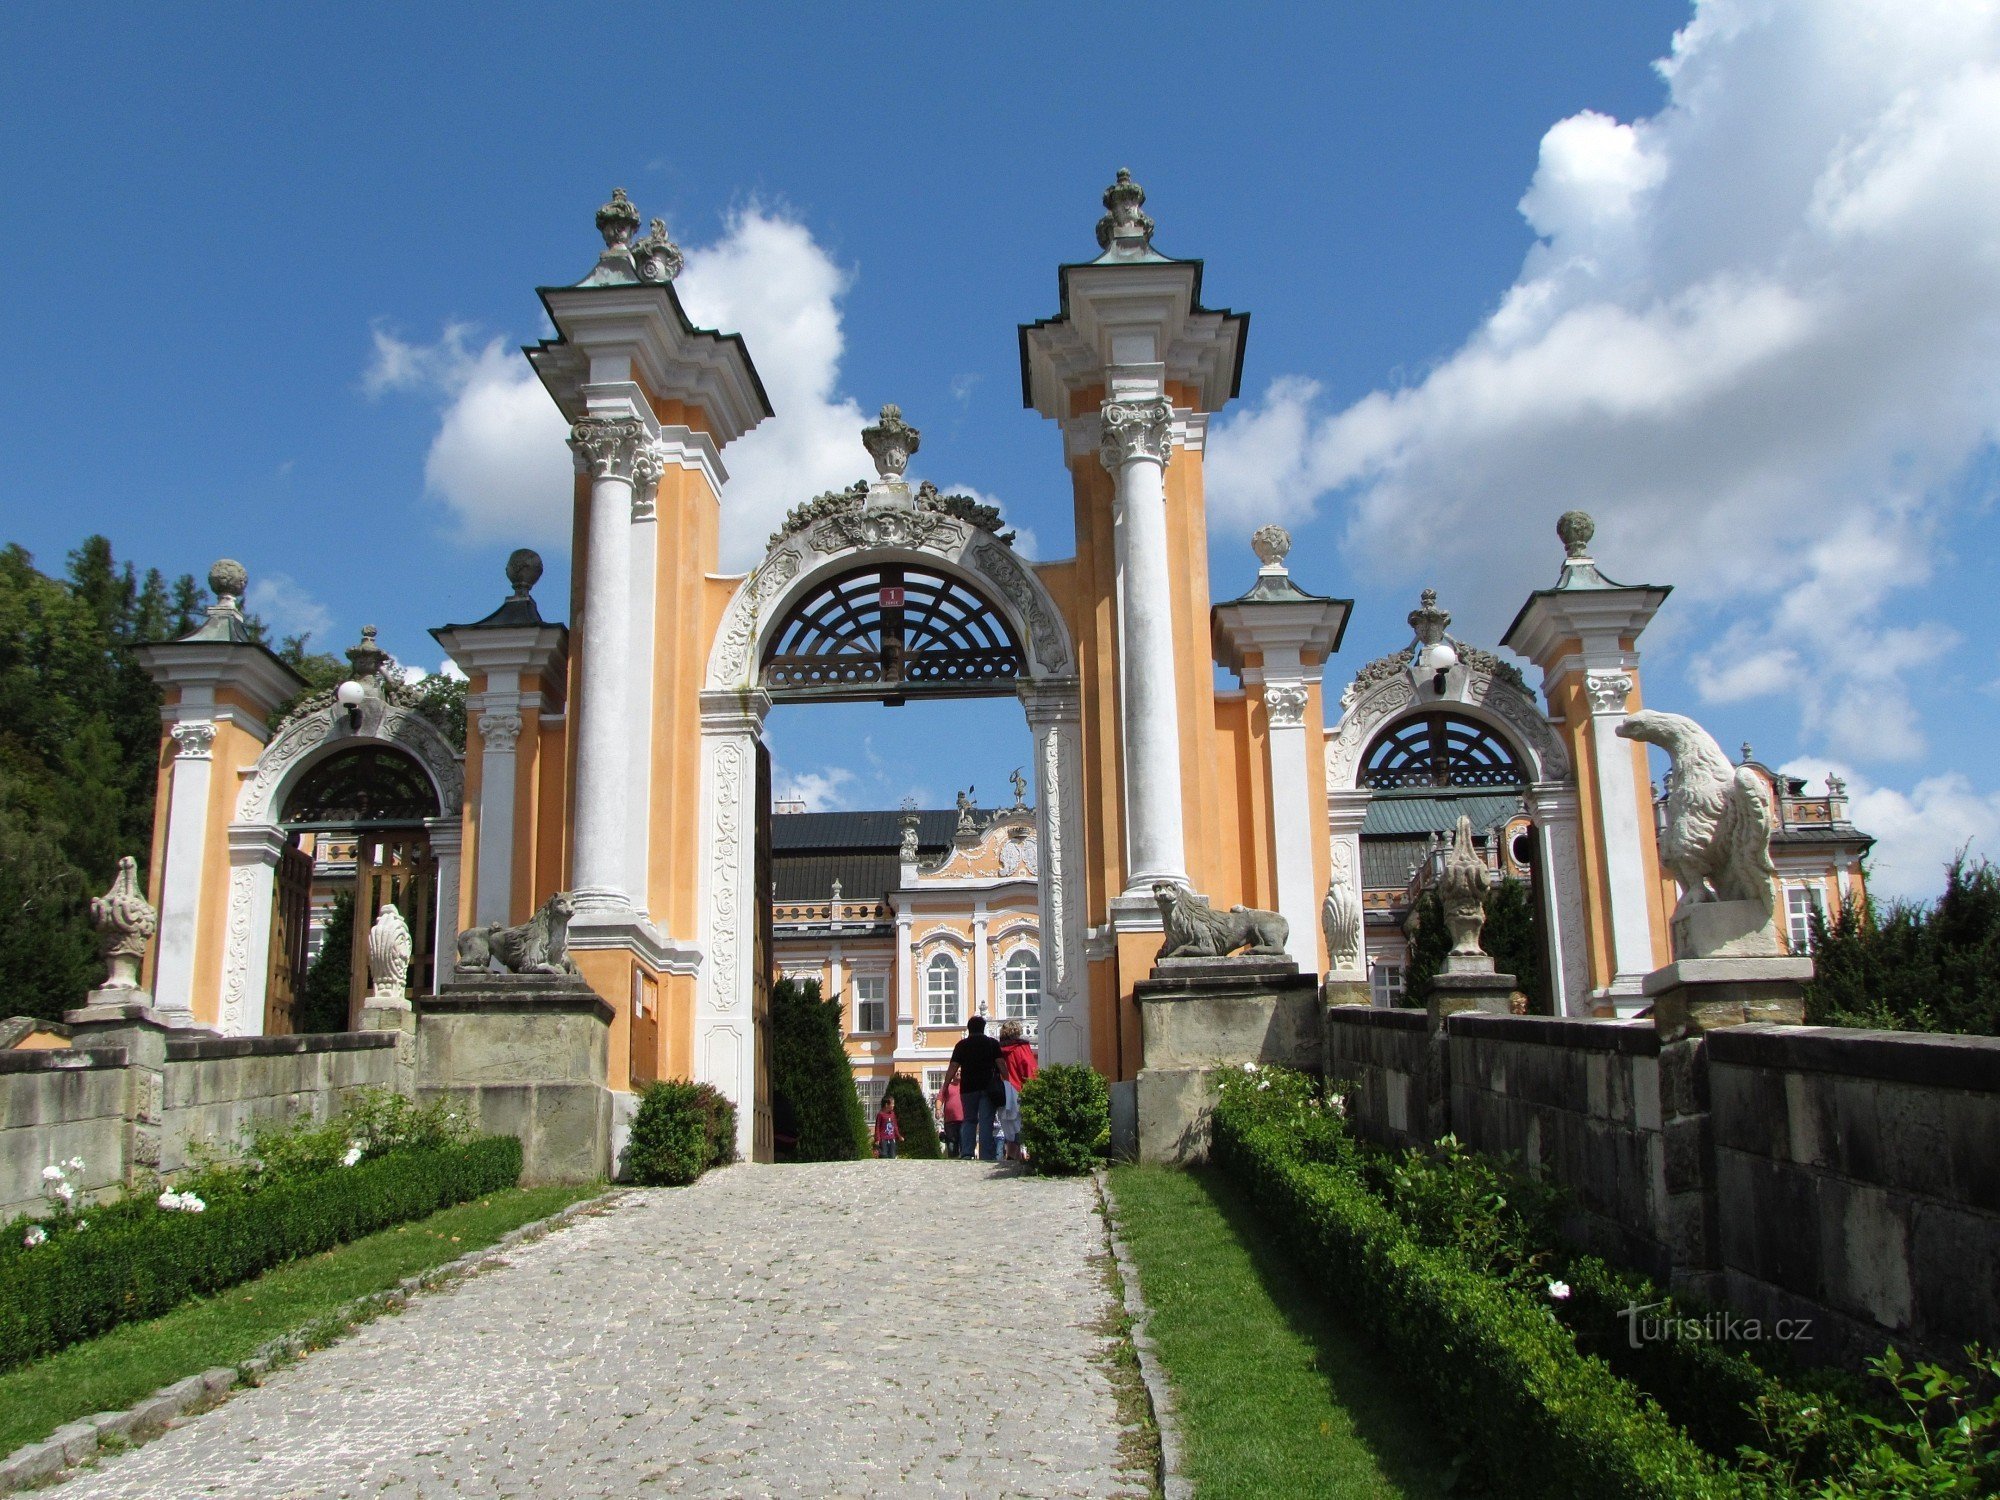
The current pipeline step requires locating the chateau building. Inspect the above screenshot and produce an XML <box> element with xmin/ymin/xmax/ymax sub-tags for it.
<box><xmin>126</xmin><ymin>174</ymin><xmax>1872</xmax><ymax>1159</ymax></box>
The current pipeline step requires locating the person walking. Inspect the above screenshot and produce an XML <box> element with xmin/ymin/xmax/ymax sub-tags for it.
<box><xmin>939</xmin><ymin>1075</ymin><xmax>964</xmax><ymax>1159</ymax></box>
<box><xmin>997</xmin><ymin>1020</ymin><xmax>1039</xmax><ymax>1161</ymax></box>
<box><xmin>873</xmin><ymin>1094</ymin><xmax>901</xmax><ymax>1159</ymax></box>
<box><xmin>942</xmin><ymin>1015</ymin><xmax>1005</xmax><ymax>1162</ymax></box>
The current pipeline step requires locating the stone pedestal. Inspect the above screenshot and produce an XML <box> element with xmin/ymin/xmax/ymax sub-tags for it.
<box><xmin>1134</xmin><ymin>958</ymin><xmax>1320</xmax><ymax>1165</ymax></box>
<box><xmin>1644</xmin><ymin>956</ymin><xmax>1812</xmax><ymax>1043</ymax></box>
<box><xmin>1672</xmin><ymin>899</ymin><xmax>1782</xmax><ymax>962</ymax></box>
<box><xmin>416</xmin><ymin>976</ymin><xmax>613</xmax><ymax>1183</ymax></box>
<box><xmin>62</xmin><ymin>999</ymin><xmax>172</xmax><ymax>1180</ymax></box>
<box><xmin>359</xmin><ymin>998</ymin><xmax>417</xmax><ymax>1096</ymax></box>
<box><xmin>1427</xmin><ymin>968</ymin><xmax>1520</xmax><ymax>1025</ymax></box>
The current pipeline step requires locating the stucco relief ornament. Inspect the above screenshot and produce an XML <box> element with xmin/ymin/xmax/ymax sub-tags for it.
<box><xmin>477</xmin><ymin>711</ymin><xmax>522</xmax><ymax>753</ymax></box>
<box><xmin>568</xmin><ymin>417</ymin><xmax>647</xmax><ymax>479</ymax></box>
<box><xmin>90</xmin><ymin>856</ymin><xmax>157</xmax><ymax>991</ymax></box>
<box><xmin>631</xmin><ymin>218</ymin><xmax>684</xmax><ymax>283</ymax></box>
<box><xmin>1098</xmin><ymin>398</ymin><xmax>1173</xmax><ymax>469</ymax></box>
<box><xmin>170</xmin><ymin>720</ymin><xmax>217</xmax><ymax>759</ymax></box>
<box><xmin>1263</xmin><ymin>684</ymin><xmax>1309</xmax><ymax>728</ymax></box>
<box><xmin>861</xmin><ymin>404</ymin><xmax>919</xmax><ymax>482</ymax></box>
<box><xmin>1440</xmin><ymin>815</ymin><xmax>1490</xmax><ymax>959</ymax></box>
<box><xmin>1321</xmin><ymin>877</ymin><xmax>1361</xmax><ymax>973</ymax></box>
<box><xmin>367</xmin><ymin>903</ymin><xmax>412</xmax><ymax>1002</ymax></box>
<box><xmin>1095</xmin><ymin>167</ymin><xmax>1156</xmax><ymax>254</ymax></box>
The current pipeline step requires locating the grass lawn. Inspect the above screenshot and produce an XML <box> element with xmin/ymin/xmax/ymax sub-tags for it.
<box><xmin>0</xmin><ymin>1181</ymin><xmax>600</xmax><ymax>1456</ymax></box>
<box><xmin>1107</xmin><ymin>1166</ymin><xmax>1455</xmax><ymax>1500</ymax></box>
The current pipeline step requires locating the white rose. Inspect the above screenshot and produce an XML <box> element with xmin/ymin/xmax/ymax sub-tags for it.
<box><xmin>158</xmin><ymin>1190</ymin><xmax>182</xmax><ymax>1210</ymax></box>
<box><xmin>1547</xmin><ymin>1279</ymin><xmax>1572</xmax><ymax>1301</ymax></box>
<box><xmin>22</xmin><ymin>1225</ymin><xmax>46</xmax><ymax>1248</ymax></box>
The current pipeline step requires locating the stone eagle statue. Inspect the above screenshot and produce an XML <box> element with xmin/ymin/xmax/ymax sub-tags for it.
<box><xmin>1616</xmin><ymin>710</ymin><xmax>1776</xmax><ymax>914</ymax></box>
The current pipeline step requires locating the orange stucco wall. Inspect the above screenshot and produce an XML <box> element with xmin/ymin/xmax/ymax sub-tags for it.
<box><xmin>189</xmin><ymin>718</ymin><xmax>266</xmax><ymax>1027</ymax></box>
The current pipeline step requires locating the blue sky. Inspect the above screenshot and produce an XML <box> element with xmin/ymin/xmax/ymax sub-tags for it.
<box><xmin>4</xmin><ymin>1</ymin><xmax>1997</xmax><ymax>899</ymax></box>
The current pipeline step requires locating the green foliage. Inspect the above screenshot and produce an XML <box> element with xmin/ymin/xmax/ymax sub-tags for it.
<box><xmin>1810</xmin><ymin>1345</ymin><xmax>2000</xmax><ymax>1496</ymax></box>
<box><xmin>1370</xmin><ymin>1132</ymin><xmax>1567</xmax><ymax>1291</ymax></box>
<box><xmin>296</xmin><ymin>887</ymin><xmax>355</xmax><ymax>1034</ymax></box>
<box><xmin>0</xmin><ymin>1135</ymin><xmax>521</xmax><ymax>1371</ymax></box>
<box><xmin>1403</xmin><ymin>888</ymin><xmax>1449</xmax><ymax>1006</ymax></box>
<box><xmin>1406</xmin><ymin>878</ymin><xmax>1544</xmax><ymax>1010</ymax></box>
<box><xmin>1017</xmin><ymin>1063</ymin><xmax>1109</xmax><ymax>1175</ymax></box>
<box><xmin>768</xmin><ymin>978</ymin><xmax>868</xmax><ymax>1162</ymax></box>
<box><xmin>1806</xmin><ymin>855</ymin><xmax>2000</xmax><ymax>1037</ymax></box>
<box><xmin>626</xmin><ymin>1079</ymin><xmax>737</xmax><ymax>1186</ymax></box>
<box><xmin>1211</xmin><ymin>1075</ymin><xmax>1735</xmax><ymax>1498</ymax></box>
<box><xmin>884</xmin><ymin>1073</ymin><xmax>942</xmax><ymax>1159</ymax></box>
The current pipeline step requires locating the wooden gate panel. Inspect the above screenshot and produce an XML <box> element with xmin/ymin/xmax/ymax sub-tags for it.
<box><xmin>264</xmin><ymin>840</ymin><xmax>314</xmax><ymax>1036</ymax></box>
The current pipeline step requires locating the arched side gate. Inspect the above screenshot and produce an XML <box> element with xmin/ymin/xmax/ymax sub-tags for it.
<box><xmin>702</xmin><ymin>505</ymin><xmax>1086</xmax><ymax>1157</ymax></box>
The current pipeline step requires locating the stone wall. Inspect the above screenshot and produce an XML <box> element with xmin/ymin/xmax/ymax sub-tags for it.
<box><xmin>0</xmin><ymin>1027</ymin><xmax>400</xmax><ymax>1222</ymax></box>
<box><xmin>1322</xmin><ymin>1005</ymin><xmax>1430</xmax><ymax>1150</ymax></box>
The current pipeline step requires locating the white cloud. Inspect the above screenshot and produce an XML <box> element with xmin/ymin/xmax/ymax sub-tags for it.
<box><xmin>1207</xmin><ymin>0</ymin><xmax>2000</xmax><ymax>773</ymax></box>
<box><xmin>773</xmin><ymin>767</ymin><xmax>855</xmax><ymax>812</ymax></box>
<box><xmin>1781</xmin><ymin>757</ymin><xmax>2000</xmax><ymax>902</ymax></box>
<box><xmin>245</xmin><ymin>573</ymin><xmax>333</xmax><ymax>646</ymax></box>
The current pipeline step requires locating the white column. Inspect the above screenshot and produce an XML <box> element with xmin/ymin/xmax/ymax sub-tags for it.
<box><xmin>1527</xmin><ymin>782</ymin><xmax>1593</xmax><ymax>1016</ymax></box>
<box><xmin>427</xmin><ymin>815</ymin><xmax>463</xmax><ymax>996</ymax></box>
<box><xmin>1023</xmin><ymin>679</ymin><xmax>1090</xmax><ymax>1065</ymax></box>
<box><xmin>566</xmin><ymin>417</ymin><xmax>658</xmax><ymax>918</ymax></box>
<box><xmin>1261</xmin><ymin>682</ymin><xmax>1320</xmax><ymax>970</ymax></box>
<box><xmin>973</xmin><ymin>902</ymin><xmax>990</xmax><ymax>1018</ymax></box>
<box><xmin>696</xmin><ymin>690</ymin><xmax>767</xmax><ymax>1159</ymax></box>
<box><xmin>472</xmin><ymin>708</ymin><xmax>521</xmax><ymax>926</ymax></box>
<box><xmin>1325</xmin><ymin>788</ymin><xmax>1371</xmax><ymax>981</ymax></box>
<box><xmin>1099</xmin><ymin>397</ymin><xmax>1187</xmax><ymax>892</ymax></box>
<box><xmin>1583</xmin><ymin>669</ymin><xmax>1655</xmax><ymax>997</ymax></box>
<box><xmin>153</xmin><ymin>719</ymin><xmax>217</xmax><ymax>1016</ymax></box>
<box><xmin>218</xmin><ymin>822</ymin><xmax>285</xmax><ymax>1036</ymax></box>
<box><xmin>894</xmin><ymin>904</ymin><xmax>916</xmax><ymax>1055</ymax></box>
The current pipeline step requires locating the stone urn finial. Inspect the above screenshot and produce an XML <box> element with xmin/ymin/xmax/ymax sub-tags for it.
<box><xmin>208</xmin><ymin>559</ymin><xmax>247</xmax><ymax>611</ymax></box>
<box><xmin>862</xmin><ymin>403</ymin><xmax>920</xmax><ymax>480</ymax></box>
<box><xmin>90</xmin><ymin>856</ymin><xmax>157</xmax><ymax>991</ymax></box>
<box><xmin>346</xmin><ymin>624</ymin><xmax>389</xmax><ymax>685</ymax></box>
<box><xmin>1440</xmin><ymin>817</ymin><xmax>1488</xmax><ymax>959</ymax></box>
<box><xmin>506</xmin><ymin>548</ymin><xmax>544</xmax><ymax>599</ymax></box>
<box><xmin>367</xmin><ymin>903</ymin><xmax>412</xmax><ymax>1003</ymax></box>
<box><xmin>1096</xmin><ymin>167</ymin><xmax>1156</xmax><ymax>254</ymax></box>
<box><xmin>1557</xmin><ymin>510</ymin><xmax>1596</xmax><ymax>559</ymax></box>
<box><xmin>632</xmin><ymin>217</ymin><xmax>684</xmax><ymax>283</ymax></box>
<box><xmin>1251</xmin><ymin>524</ymin><xmax>1292</xmax><ymax>572</ymax></box>
<box><xmin>596</xmin><ymin>187</ymin><xmax>640</xmax><ymax>250</ymax></box>
<box><xmin>1408</xmin><ymin>588</ymin><xmax>1451</xmax><ymax>647</ymax></box>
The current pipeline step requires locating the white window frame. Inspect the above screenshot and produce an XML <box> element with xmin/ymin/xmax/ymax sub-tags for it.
<box><xmin>999</xmin><ymin>950</ymin><xmax>1041</xmax><ymax>1020</ymax></box>
<box><xmin>924</xmin><ymin>953</ymin><xmax>962</xmax><ymax>1028</ymax></box>
<box><xmin>1786</xmin><ymin>885</ymin><xmax>1823</xmax><ymax>954</ymax></box>
<box><xmin>856</xmin><ymin>1078</ymin><xmax>887</xmax><ymax>1118</ymax></box>
<box><xmin>1370</xmin><ymin>961</ymin><xmax>1406</xmax><ymax>1007</ymax></box>
<box><xmin>853</xmin><ymin>972</ymin><xmax>889</xmax><ymax>1034</ymax></box>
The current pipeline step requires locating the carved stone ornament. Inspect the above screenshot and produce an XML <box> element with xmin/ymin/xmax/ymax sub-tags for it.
<box><xmin>1263</xmin><ymin>684</ymin><xmax>1309</xmax><ymax>728</ymax></box>
<box><xmin>477</xmin><ymin>711</ymin><xmax>522</xmax><ymax>754</ymax></box>
<box><xmin>596</xmin><ymin>187</ymin><xmax>640</xmax><ymax>250</ymax></box>
<box><xmin>1095</xmin><ymin>167</ymin><xmax>1156</xmax><ymax>254</ymax></box>
<box><xmin>367</xmin><ymin>902</ymin><xmax>412</xmax><ymax>1001</ymax></box>
<box><xmin>1321</xmin><ymin>877</ymin><xmax>1361</xmax><ymax>972</ymax></box>
<box><xmin>208</xmin><ymin>558</ymin><xmax>248</xmax><ymax>610</ymax></box>
<box><xmin>967</xmin><ymin>533</ymin><xmax>1067</xmax><ymax>671</ymax></box>
<box><xmin>1440</xmin><ymin>815</ymin><xmax>1489</xmax><ymax>958</ymax></box>
<box><xmin>861</xmin><ymin>404</ymin><xmax>920</xmax><ymax>480</ymax></box>
<box><xmin>1409</xmin><ymin>589</ymin><xmax>1451</xmax><ymax>647</ymax></box>
<box><xmin>170</xmin><ymin>720</ymin><xmax>217</xmax><ymax>759</ymax></box>
<box><xmin>1098</xmin><ymin>398</ymin><xmax>1173</xmax><ymax>470</ymax></box>
<box><xmin>956</xmin><ymin>787</ymin><xmax>978</xmax><ymax>834</ymax></box>
<box><xmin>1251</xmin><ymin>525</ymin><xmax>1292</xmax><ymax>570</ymax></box>
<box><xmin>505</xmin><ymin>549</ymin><xmax>544</xmax><ymax>598</ymax></box>
<box><xmin>90</xmin><ymin>855</ymin><xmax>157</xmax><ymax>990</ymax></box>
<box><xmin>567</xmin><ymin>417</ymin><xmax>648</xmax><ymax>480</ymax></box>
<box><xmin>631</xmin><ymin>437</ymin><xmax>670</xmax><ymax>497</ymax></box>
<box><xmin>1585</xmin><ymin>670</ymin><xmax>1634</xmax><ymax>715</ymax></box>
<box><xmin>1616</xmin><ymin>710</ymin><xmax>1778</xmax><ymax>915</ymax></box>
<box><xmin>810</xmin><ymin>505</ymin><xmax>962</xmax><ymax>555</ymax></box>
<box><xmin>631</xmin><ymin>217</ymin><xmax>684</xmax><ymax>283</ymax></box>
<box><xmin>899</xmin><ymin>812</ymin><xmax>921</xmax><ymax>862</ymax></box>
<box><xmin>1558</xmin><ymin>510</ymin><xmax>1596</xmax><ymax>559</ymax></box>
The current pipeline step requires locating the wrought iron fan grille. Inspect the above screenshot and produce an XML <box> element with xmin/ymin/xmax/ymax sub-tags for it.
<box><xmin>761</xmin><ymin>564</ymin><xmax>1027</xmax><ymax>702</ymax></box>
<box><xmin>282</xmin><ymin>746</ymin><xmax>440</xmax><ymax>826</ymax></box>
<box><xmin>1362</xmin><ymin>712</ymin><xmax>1525</xmax><ymax>791</ymax></box>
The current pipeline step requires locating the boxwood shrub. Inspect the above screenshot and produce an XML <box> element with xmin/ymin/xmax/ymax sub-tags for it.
<box><xmin>626</xmin><ymin>1079</ymin><xmax>737</xmax><ymax>1185</ymax></box>
<box><xmin>884</xmin><ymin>1073</ymin><xmax>942</xmax><ymax>1159</ymax></box>
<box><xmin>1019</xmin><ymin>1063</ymin><xmax>1108</xmax><ymax>1176</ymax></box>
<box><xmin>769</xmin><ymin>978</ymin><xmax>868</xmax><ymax>1161</ymax></box>
<box><xmin>0</xmin><ymin>1134</ymin><xmax>521</xmax><ymax>1371</ymax></box>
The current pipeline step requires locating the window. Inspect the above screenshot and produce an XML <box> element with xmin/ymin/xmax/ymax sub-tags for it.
<box><xmin>1362</xmin><ymin>712</ymin><xmax>1525</xmax><ymax>791</ymax></box>
<box><xmin>925</xmin><ymin>1067</ymin><xmax>948</xmax><ymax>1114</ymax></box>
<box><xmin>854</xmin><ymin>974</ymin><xmax>889</xmax><ymax>1034</ymax></box>
<box><xmin>1370</xmin><ymin>961</ymin><xmax>1406</xmax><ymax>1007</ymax></box>
<box><xmin>999</xmin><ymin>951</ymin><xmax>1040</xmax><ymax>1020</ymax></box>
<box><xmin>856</xmin><ymin>1078</ymin><xmax>887</xmax><ymax>1118</ymax></box>
<box><xmin>924</xmin><ymin>954</ymin><xmax>961</xmax><ymax>1027</ymax></box>
<box><xmin>1786</xmin><ymin>886</ymin><xmax>1824</xmax><ymax>954</ymax></box>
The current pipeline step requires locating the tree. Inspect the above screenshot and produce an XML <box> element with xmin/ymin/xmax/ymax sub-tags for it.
<box><xmin>768</xmin><ymin>977</ymin><xmax>869</xmax><ymax>1161</ymax></box>
<box><xmin>297</xmin><ymin>888</ymin><xmax>355</xmax><ymax>1034</ymax></box>
<box><xmin>1806</xmin><ymin>854</ymin><xmax>2000</xmax><ymax>1037</ymax></box>
<box><xmin>884</xmin><ymin>1073</ymin><xmax>942</xmax><ymax>1159</ymax></box>
<box><xmin>1403</xmin><ymin>888</ymin><xmax>1449</xmax><ymax>1006</ymax></box>
<box><xmin>1403</xmin><ymin>876</ymin><xmax>1546</xmax><ymax>1012</ymax></box>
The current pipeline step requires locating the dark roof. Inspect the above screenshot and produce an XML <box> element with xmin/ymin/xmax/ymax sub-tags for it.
<box><xmin>769</xmin><ymin>809</ymin><xmax>958</xmax><ymax>852</ymax></box>
<box><xmin>1362</xmin><ymin>792</ymin><xmax>1524</xmax><ymax>838</ymax></box>
<box><xmin>773</xmin><ymin>853</ymin><xmax>904</xmax><ymax>902</ymax></box>
<box><xmin>1017</xmin><ymin>253</ymin><xmax>1249</xmax><ymax>409</ymax></box>
<box><xmin>1363</xmin><ymin>837</ymin><xmax>1428</xmax><ymax>891</ymax></box>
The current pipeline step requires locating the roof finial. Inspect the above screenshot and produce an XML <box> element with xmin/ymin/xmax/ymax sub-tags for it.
<box><xmin>632</xmin><ymin>217</ymin><xmax>683</xmax><ymax>283</ymax></box>
<box><xmin>1096</xmin><ymin>167</ymin><xmax>1156</xmax><ymax>256</ymax></box>
<box><xmin>1409</xmin><ymin>588</ymin><xmax>1450</xmax><ymax>646</ymax></box>
<box><xmin>505</xmin><ymin>548</ymin><xmax>543</xmax><ymax>600</ymax></box>
<box><xmin>862</xmin><ymin>403</ymin><xmax>920</xmax><ymax>480</ymax></box>
<box><xmin>1251</xmin><ymin>524</ymin><xmax>1292</xmax><ymax>574</ymax></box>
<box><xmin>346</xmin><ymin>624</ymin><xmax>389</xmax><ymax>685</ymax></box>
<box><xmin>596</xmin><ymin>188</ymin><xmax>640</xmax><ymax>250</ymax></box>
<box><xmin>207</xmin><ymin>559</ymin><xmax>247</xmax><ymax>612</ymax></box>
<box><xmin>1557</xmin><ymin>510</ymin><xmax>1595</xmax><ymax>559</ymax></box>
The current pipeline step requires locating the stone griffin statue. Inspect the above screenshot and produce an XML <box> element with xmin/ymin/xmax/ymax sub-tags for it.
<box><xmin>456</xmin><ymin>892</ymin><xmax>581</xmax><ymax>976</ymax></box>
<box><xmin>1154</xmin><ymin>881</ymin><xmax>1290</xmax><ymax>960</ymax></box>
<box><xmin>89</xmin><ymin>856</ymin><xmax>157</xmax><ymax>991</ymax></box>
<box><xmin>1439</xmin><ymin>816</ymin><xmax>1489</xmax><ymax>959</ymax></box>
<box><xmin>367</xmin><ymin>903</ymin><xmax>412</xmax><ymax>1001</ymax></box>
<box><xmin>1321</xmin><ymin>879</ymin><xmax>1361</xmax><ymax>973</ymax></box>
<box><xmin>1616</xmin><ymin>710</ymin><xmax>1776</xmax><ymax>915</ymax></box>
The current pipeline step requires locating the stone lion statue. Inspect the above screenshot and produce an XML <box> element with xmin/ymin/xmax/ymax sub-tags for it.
<box><xmin>456</xmin><ymin>892</ymin><xmax>581</xmax><ymax>976</ymax></box>
<box><xmin>1153</xmin><ymin>880</ymin><xmax>1290</xmax><ymax>960</ymax></box>
<box><xmin>1616</xmin><ymin>710</ymin><xmax>1776</xmax><ymax>914</ymax></box>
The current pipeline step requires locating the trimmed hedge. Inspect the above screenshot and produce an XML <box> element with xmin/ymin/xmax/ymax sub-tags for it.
<box><xmin>769</xmin><ymin>978</ymin><xmax>868</xmax><ymax>1161</ymax></box>
<box><xmin>1019</xmin><ymin>1064</ymin><xmax>1108</xmax><ymax>1176</ymax></box>
<box><xmin>626</xmin><ymin>1079</ymin><xmax>737</xmax><ymax>1186</ymax></box>
<box><xmin>0</xmin><ymin>1134</ymin><xmax>521</xmax><ymax>1372</ymax></box>
<box><xmin>884</xmin><ymin>1073</ymin><xmax>942</xmax><ymax>1159</ymax></box>
<box><xmin>1211</xmin><ymin>1092</ymin><xmax>1735</xmax><ymax>1498</ymax></box>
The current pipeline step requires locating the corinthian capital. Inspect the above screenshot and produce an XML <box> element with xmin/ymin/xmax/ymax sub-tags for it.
<box><xmin>1585</xmin><ymin>670</ymin><xmax>1635</xmax><ymax>715</ymax></box>
<box><xmin>567</xmin><ymin>417</ymin><xmax>650</xmax><ymax>480</ymax></box>
<box><xmin>1098</xmin><ymin>398</ymin><xmax>1173</xmax><ymax>471</ymax></box>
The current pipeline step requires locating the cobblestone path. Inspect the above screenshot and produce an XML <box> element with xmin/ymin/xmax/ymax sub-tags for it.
<box><xmin>60</xmin><ymin>1162</ymin><xmax>1148</xmax><ymax>1499</ymax></box>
